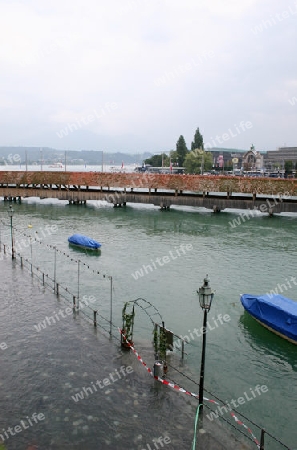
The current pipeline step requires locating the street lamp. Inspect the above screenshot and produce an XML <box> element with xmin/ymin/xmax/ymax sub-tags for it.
<box><xmin>197</xmin><ymin>275</ymin><xmax>214</xmax><ymax>415</ymax></box>
<box><xmin>8</xmin><ymin>205</ymin><xmax>15</xmax><ymax>259</ymax></box>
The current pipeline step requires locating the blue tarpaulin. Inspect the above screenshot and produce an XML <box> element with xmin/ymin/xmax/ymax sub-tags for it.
<box><xmin>240</xmin><ymin>293</ymin><xmax>297</xmax><ymax>343</ymax></box>
<box><xmin>68</xmin><ymin>234</ymin><xmax>101</xmax><ymax>250</ymax></box>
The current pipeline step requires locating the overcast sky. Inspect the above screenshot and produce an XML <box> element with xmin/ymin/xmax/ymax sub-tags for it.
<box><xmin>0</xmin><ymin>0</ymin><xmax>296</xmax><ymax>153</ymax></box>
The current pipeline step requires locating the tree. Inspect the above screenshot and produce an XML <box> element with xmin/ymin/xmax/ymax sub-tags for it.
<box><xmin>191</xmin><ymin>127</ymin><xmax>204</xmax><ymax>151</ymax></box>
<box><xmin>184</xmin><ymin>149</ymin><xmax>213</xmax><ymax>174</ymax></box>
<box><xmin>145</xmin><ymin>153</ymin><xmax>169</xmax><ymax>167</ymax></box>
<box><xmin>284</xmin><ymin>160</ymin><xmax>293</xmax><ymax>173</ymax></box>
<box><xmin>169</xmin><ymin>150</ymin><xmax>178</xmax><ymax>166</ymax></box>
<box><xmin>284</xmin><ymin>160</ymin><xmax>293</xmax><ymax>178</ymax></box>
<box><xmin>176</xmin><ymin>135</ymin><xmax>188</xmax><ymax>167</ymax></box>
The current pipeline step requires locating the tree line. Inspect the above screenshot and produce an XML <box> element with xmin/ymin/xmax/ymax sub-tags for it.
<box><xmin>145</xmin><ymin>127</ymin><xmax>213</xmax><ymax>174</ymax></box>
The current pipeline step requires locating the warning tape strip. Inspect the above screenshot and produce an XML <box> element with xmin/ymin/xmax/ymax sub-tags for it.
<box><xmin>230</xmin><ymin>412</ymin><xmax>260</xmax><ymax>447</ymax></box>
<box><xmin>119</xmin><ymin>329</ymin><xmax>260</xmax><ymax>448</ymax></box>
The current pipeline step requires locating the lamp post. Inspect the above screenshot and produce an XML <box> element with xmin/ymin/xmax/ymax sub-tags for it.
<box><xmin>109</xmin><ymin>275</ymin><xmax>113</xmax><ymax>336</ymax></box>
<box><xmin>77</xmin><ymin>259</ymin><xmax>80</xmax><ymax>299</ymax></box>
<box><xmin>8</xmin><ymin>205</ymin><xmax>15</xmax><ymax>259</ymax></box>
<box><xmin>197</xmin><ymin>275</ymin><xmax>214</xmax><ymax>416</ymax></box>
<box><xmin>53</xmin><ymin>246</ymin><xmax>57</xmax><ymax>293</ymax></box>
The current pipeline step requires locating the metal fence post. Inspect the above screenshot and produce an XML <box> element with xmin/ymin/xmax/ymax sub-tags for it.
<box><xmin>109</xmin><ymin>276</ymin><xmax>113</xmax><ymax>335</ymax></box>
<box><xmin>260</xmin><ymin>429</ymin><xmax>265</xmax><ymax>450</ymax></box>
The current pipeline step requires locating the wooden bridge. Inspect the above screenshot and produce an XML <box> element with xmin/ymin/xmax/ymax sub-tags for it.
<box><xmin>1</xmin><ymin>170</ymin><xmax>297</xmax><ymax>214</ymax></box>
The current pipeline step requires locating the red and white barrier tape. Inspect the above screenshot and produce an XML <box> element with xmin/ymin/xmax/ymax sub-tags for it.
<box><xmin>230</xmin><ymin>413</ymin><xmax>259</xmax><ymax>447</ymax></box>
<box><xmin>119</xmin><ymin>329</ymin><xmax>260</xmax><ymax>448</ymax></box>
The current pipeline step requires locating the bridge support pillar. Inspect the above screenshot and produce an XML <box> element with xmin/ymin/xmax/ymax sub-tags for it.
<box><xmin>213</xmin><ymin>205</ymin><xmax>221</xmax><ymax>213</ymax></box>
<box><xmin>160</xmin><ymin>203</ymin><xmax>170</xmax><ymax>210</ymax></box>
<box><xmin>68</xmin><ymin>199</ymin><xmax>86</xmax><ymax>205</ymax></box>
<box><xmin>5</xmin><ymin>196</ymin><xmax>18</xmax><ymax>202</ymax></box>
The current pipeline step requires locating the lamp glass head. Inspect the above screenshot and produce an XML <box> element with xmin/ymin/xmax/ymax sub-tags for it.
<box><xmin>198</xmin><ymin>275</ymin><xmax>214</xmax><ymax>310</ymax></box>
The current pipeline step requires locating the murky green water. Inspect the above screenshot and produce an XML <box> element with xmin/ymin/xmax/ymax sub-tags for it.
<box><xmin>0</xmin><ymin>197</ymin><xmax>296</xmax><ymax>449</ymax></box>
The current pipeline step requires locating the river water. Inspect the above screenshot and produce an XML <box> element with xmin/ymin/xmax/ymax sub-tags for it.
<box><xmin>0</xmin><ymin>168</ymin><xmax>296</xmax><ymax>449</ymax></box>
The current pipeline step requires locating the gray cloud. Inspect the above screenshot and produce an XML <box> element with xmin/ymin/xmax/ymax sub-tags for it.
<box><xmin>0</xmin><ymin>0</ymin><xmax>296</xmax><ymax>152</ymax></box>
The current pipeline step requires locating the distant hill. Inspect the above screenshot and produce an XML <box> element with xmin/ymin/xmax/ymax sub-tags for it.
<box><xmin>0</xmin><ymin>147</ymin><xmax>152</xmax><ymax>165</ymax></box>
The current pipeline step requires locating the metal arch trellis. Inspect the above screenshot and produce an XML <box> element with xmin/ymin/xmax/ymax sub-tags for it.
<box><xmin>130</xmin><ymin>297</ymin><xmax>163</xmax><ymax>326</ymax></box>
<box><xmin>129</xmin><ymin>298</ymin><xmax>167</xmax><ymax>361</ymax></box>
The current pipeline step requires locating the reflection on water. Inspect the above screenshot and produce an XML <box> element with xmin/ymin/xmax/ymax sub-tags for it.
<box><xmin>239</xmin><ymin>312</ymin><xmax>297</xmax><ymax>372</ymax></box>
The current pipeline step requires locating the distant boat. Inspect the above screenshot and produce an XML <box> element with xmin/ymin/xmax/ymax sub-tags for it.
<box><xmin>110</xmin><ymin>166</ymin><xmax>120</xmax><ymax>173</ymax></box>
<box><xmin>68</xmin><ymin>234</ymin><xmax>101</xmax><ymax>250</ymax></box>
<box><xmin>49</xmin><ymin>162</ymin><xmax>63</xmax><ymax>168</ymax></box>
<box><xmin>240</xmin><ymin>293</ymin><xmax>297</xmax><ymax>344</ymax></box>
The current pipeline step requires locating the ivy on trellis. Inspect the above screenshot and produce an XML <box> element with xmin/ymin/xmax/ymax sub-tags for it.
<box><xmin>153</xmin><ymin>322</ymin><xmax>167</xmax><ymax>361</ymax></box>
<box><xmin>121</xmin><ymin>302</ymin><xmax>135</xmax><ymax>347</ymax></box>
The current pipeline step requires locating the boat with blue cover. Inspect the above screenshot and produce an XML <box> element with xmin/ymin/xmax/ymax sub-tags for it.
<box><xmin>68</xmin><ymin>234</ymin><xmax>101</xmax><ymax>250</ymax></box>
<box><xmin>240</xmin><ymin>293</ymin><xmax>297</xmax><ymax>344</ymax></box>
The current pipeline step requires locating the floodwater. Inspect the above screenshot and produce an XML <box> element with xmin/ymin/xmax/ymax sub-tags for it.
<box><xmin>0</xmin><ymin>183</ymin><xmax>296</xmax><ymax>449</ymax></box>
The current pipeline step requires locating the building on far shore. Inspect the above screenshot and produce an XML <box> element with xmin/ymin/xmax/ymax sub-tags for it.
<box><xmin>208</xmin><ymin>146</ymin><xmax>297</xmax><ymax>171</ymax></box>
<box><xmin>264</xmin><ymin>147</ymin><xmax>297</xmax><ymax>169</ymax></box>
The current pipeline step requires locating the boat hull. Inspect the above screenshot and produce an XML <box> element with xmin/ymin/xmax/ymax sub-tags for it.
<box><xmin>240</xmin><ymin>293</ymin><xmax>297</xmax><ymax>344</ymax></box>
